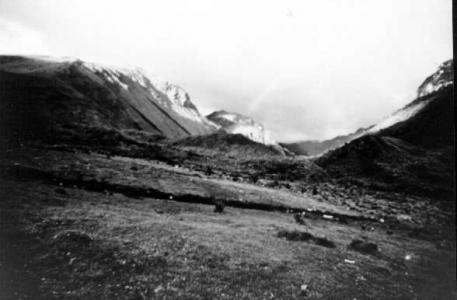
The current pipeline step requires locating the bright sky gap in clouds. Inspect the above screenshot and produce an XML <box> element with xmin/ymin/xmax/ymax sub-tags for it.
<box><xmin>0</xmin><ymin>0</ymin><xmax>453</xmax><ymax>142</ymax></box>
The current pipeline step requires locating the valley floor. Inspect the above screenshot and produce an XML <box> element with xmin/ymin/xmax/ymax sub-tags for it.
<box><xmin>0</xmin><ymin>147</ymin><xmax>455</xmax><ymax>299</ymax></box>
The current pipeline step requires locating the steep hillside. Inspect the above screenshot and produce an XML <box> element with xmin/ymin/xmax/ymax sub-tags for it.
<box><xmin>316</xmin><ymin>133</ymin><xmax>454</xmax><ymax>197</ymax></box>
<box><xmin>316</xmin><ymin>60</ymin><xmax>454</xmax><ymax>198</ymax></box>
<box><xmin>0</xmin><ymin>55</ymin><xmax>216</xmax><ymax>144</ymax></box>
<box><xmin>376</xmin><ymin>88</ymin><xmax>454</xmax><ymax>147</ymax></box>
<box><xmin>207</xmin><ymin>110</ymin><xmax>276</xmax><ymax>145</ymax></box>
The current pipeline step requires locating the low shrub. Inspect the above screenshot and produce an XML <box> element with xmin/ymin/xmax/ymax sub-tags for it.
<box><xmin>349</xmin><ymin>239</ymin><xmax>378</xmax><ymax>254</ymax></box>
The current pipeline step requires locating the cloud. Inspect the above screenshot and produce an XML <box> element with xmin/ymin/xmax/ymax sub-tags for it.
<box><xmin>0</xmin><ymin>0</ymin><xmax>453</xmax><ymax>142</ymax></box>
<box><xmin>0</xmin><ymin>18</ymin><xmax>50</xmax><ymax>55</ymax></box>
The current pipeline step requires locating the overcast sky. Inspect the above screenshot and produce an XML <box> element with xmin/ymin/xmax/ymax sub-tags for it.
<box><xmin>0</xmin><ymin>0</ymin><xmax>453</xmax><ymax>141</ymax></box>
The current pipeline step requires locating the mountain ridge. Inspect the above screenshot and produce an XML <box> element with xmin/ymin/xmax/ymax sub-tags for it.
<box><xmin>283</xmin><ymin>59</ymin><xmax>454</xmax><ymax>156</ymax></box>
<box><xmin>0</xmin><ymin>55</ymin><xmax>217</xmax><ymax>142</ymax></box>
<box><xmin>315</xmin><ymin>60</ymin><xmax>454</xmax><ymax>198</ymax></box>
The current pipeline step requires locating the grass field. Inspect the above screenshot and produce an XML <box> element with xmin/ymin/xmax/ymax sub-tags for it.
<box><xmin>1</xmin><ymin>147</ymin><xmax>455</xmax><ymax>299</ymax></box>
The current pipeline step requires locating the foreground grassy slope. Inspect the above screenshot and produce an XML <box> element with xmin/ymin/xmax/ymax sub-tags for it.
<box><xmin>0</xmin><ymin>147</ymin><xmax>362</xmax><ymax>218</ymax></box>
<box><xmin>1</xmin><ymin>176</ymin><xmax>455</xmax><ymax>299</ymax></box>
<box><xmin>1</xmin><ymin>146</ymin><xmax>455</xmax><ymax>299</ymax></box>
<box><xmin>1</xmin><ymin>181</ymin><xmax>455</xmax><ymax>299</ymax></box>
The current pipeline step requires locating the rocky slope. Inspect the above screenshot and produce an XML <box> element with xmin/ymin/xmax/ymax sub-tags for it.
<box><xmin>0</xmin><ymin>55</ymin><xmax>216</xmax><ymax>143</ymax></box>
<box><xmin>207</xmin><ymin>110</ymin><xmax>276</xmax><ymax>145</ymax></box>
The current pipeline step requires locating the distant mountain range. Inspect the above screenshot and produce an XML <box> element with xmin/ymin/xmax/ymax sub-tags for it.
<box><xmin>0</xmin><ymin>55</ymin><xmax>453</xmax><ymax>179</ymax></box>
<box><xmin>0</xmin><ymin>55</ymin><xmax>282</xmax><ymax>150</ymax></box>
<box><xmin>283</xmin><ymin>59</ymin><xmax>454</xmax><ymax>156</ymax></box>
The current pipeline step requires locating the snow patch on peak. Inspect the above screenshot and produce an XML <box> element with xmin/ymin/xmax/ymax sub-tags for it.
<box><xmin>77</xmin><ymin>60</ymin><xmax>216</xmax><ymax>128</ymax></box>
<box><xmin>218</xmin><ymin>112</ymin><xmax>238</xmax><ymax>123</ymax></box>
<box><xmin>162</xmin><ymin>83</ymin><xmax>190</xmax><ymax>106</ymax></box>
<box><xmin>369</xmin><ymin>60</ymin><xmax>453</xmax><ymax>134</ymax></box>
<box><xmin>368</xmin><ymin>100</ymin><xmax>429</xmax><ymax>134</ymax></box>
<box><xmin>208</xmin><ymin>110</ymin><xmax>277</xmax><ymax>145</ymax></box>
<box><xmin>228</xmin><ymin>124</ymin><xmax>276</xmax><ymax>145</ymax></box>
<box><xmin>27</xmin><ymin>55</ymin><xmax>79</xmax><ymax>63</ymax></box>
<box><xmin>140</xmin><ymin>74</ymin><xmax>217</xmax><ymax>126</ymax></box>
<box><xmin>417</xmin><ymin>59</ymin><xmax>453</xmax><ymax>98</ymax></box>
<box><xmin>81</xmin><ymin>62</ymin><xmax>136</xmax><ymax>92</ymax></box>
<box><xmin>146</xmin><ymin>75</ymin><xmax>193</xmax><ymax>107</ymax></box>
<box><xmin>147</xmin><ymin>78</ymin><xmax>213</xmax><ymax>124</ymax></box>
<box><xmin>82</xmin><ymin>61</ymin><xmax>125</xmax><ymax>74</ymax></box>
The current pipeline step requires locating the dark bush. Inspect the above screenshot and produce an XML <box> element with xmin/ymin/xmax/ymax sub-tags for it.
<box><xmin>277</xmin><ymin>230</ymin><xmax>313</xmax><ymax>241</ymax></box>
<box><xmin>337</xmin><ymin>216</ymin><xmax>349</xmax><ymax>224</ymax></box>
<box><xmin>314</xmin><ymin>237</ymin><xmax>336</xmax><ymax>248</ymax></box>
<box><xmin>213</xmin><ymin>198</ymin><xmax>225</xmax><ymax>213</ymax></box>
<box><xmin>53</xmin><ymin>230</ymin><xmax>93</xmax><ymax>249</ymax></box>
<box><xmin>55</xmin><ymin>187</ymin><xmax>68</xmax><ymax>195</ymax></box>
<box><xmin>205</xmin><ymin>166</ymin><xmax>213</xmax><ymax>176</ymax></box>
<box><xmin>294</xmin><ymin>213</ymin><xmax>307</xmax><ymax>226</ymax></box>
<box><xmin>277</xmin><ymin>230</ymin><xmax>336</xmax><ymax>248</ymax></box>
<box><xmin>349</xmin><ymin>239</ymin><xmax>378</xmax><ymax>254</ymax></box>
<box><xmin>312</xmin><ymin>186</ymin><xmax>318</xmax><ymax>195</ymax></box>
<box><xmin>250</xmin><ymin>174</ymin><xmax>259</xmax><ymax>183</ymax></box>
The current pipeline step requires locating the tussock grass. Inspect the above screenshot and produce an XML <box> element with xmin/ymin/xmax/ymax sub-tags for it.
<box><xmin>277</xmin><ymin>230</ymin><xmax>336</xmax><ymax>248</ymax></box>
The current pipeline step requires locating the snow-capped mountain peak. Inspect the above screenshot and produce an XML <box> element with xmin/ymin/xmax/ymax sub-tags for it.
<box><xmin>160</xmin><ymin>82</ymin><xmax>191</xmax><ymax>107</ymax></box>
<box><xmin>74</xmin><ymin>61</ymin><xmax>217</xmax><ymax>128</ymax></box>
<box><xmin>0</xmin><ymin>55</ymin><xmax>219</xmax><ymax>139</ymax></box>
<box><xmin>369</xmin><ymin>59</ymin><xmax>453</xmax><ymax>134</ymax></box>
<box><xmin>207</xmin><ymin>111</ymin><xmax>276</xmax><ymax>145</ymax></box>
<box><xmin>417</xmin><ymin>59</ymin><xmax>453</xmax><ymax>98</ymax></box>
<box><xmin>367</xmin><ymin>100</ymin><xmax>430</xmax><ymax>134</ymax></box>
